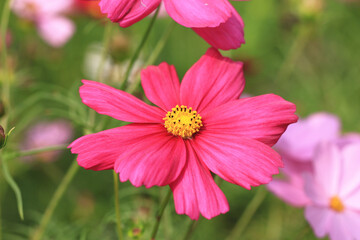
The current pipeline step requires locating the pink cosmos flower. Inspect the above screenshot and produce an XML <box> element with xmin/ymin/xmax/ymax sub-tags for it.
<box><xmin>268</xmin><ymin>113</ymin><xmax>341</xmax><ymax>207</ymax></box>
<box><xmin>305</xmin><ymin>141</ymin><xmax>360</xmax><ymax>240</ymax></box>
<box><xmin>21</xmin><ymin>120</ymin><xmax>73</xmax><ymax>162</ymax></box>
<box><xmin>267</xmin><ymin>112</ymin><xmax>360</xmax><ymax>239</ymax></box>
<box><xmin>69</xmin><ymin>48</ymin><xmax>298</xmax><ymax>219</ymax></box>
<box><xmin>98</xmin><ymin>0</ymin><xmax>246</xmax><ymax>50</ymax></box>
<box><xmin>12</xmin><ymin>0</ymin><xmax>75</xmax><ymax>47</ymax></box>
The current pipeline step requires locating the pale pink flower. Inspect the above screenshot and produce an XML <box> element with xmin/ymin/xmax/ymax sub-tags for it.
<box><xmin>69</xmin><ymin>48</ymin><xmax>298</xmax><ymax>219</ymax></box>
<box><xmin>12</xmin><ymin>0</ymin><xmax>75</xmax><ymax>47</ymax></box>
<box><xmin>37</xmin><ymin>16</ymin><xmax>75</xmax><ymax>47</ymax></box>
<box><xmin>276</xmin><ymin>113</ymin><xmax>341</xmax><ymax>162</ymax></box>
<box><xmin>268</xmin><ymin>113</ymin><xmax>341</xmax><ymax>207</ymax></box>
<box><xmin>305</xmin><ymin>141</ymin><xmax>360</xmax><ymax>240</ymax></box>
<box><xmin>267</xmin><ymin>112</ymin><xmax>360</xmax><ymax>239</ymax></box>
<box><xmin>22</xmin><ymin>120</ymin><xmax>73</xmax><ymax>162</ymax></box>
<box><xmin>98</xmin><ymin>0</ymin><xmax>246</xmax><ymax>50</ymax></box>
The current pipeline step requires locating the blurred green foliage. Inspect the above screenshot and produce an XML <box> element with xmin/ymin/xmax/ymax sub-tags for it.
<box><xmin>1</xmin><ymin>0</ymin><xmax>360</xmax><ymax>239</ymax></box>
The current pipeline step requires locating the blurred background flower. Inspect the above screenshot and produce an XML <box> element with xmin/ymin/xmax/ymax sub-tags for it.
<box><xmin>304</xmin><ymin>141</ymin><xmax>360</xmax><ymax>240</ymax></box>
<box><xmin>268</xmin><ymin>112</ymin><xmax>360</xmax><ymax>240</ymax></box>
<box><xmin>11</xmin><ymin>0</ymin><xmax>76</xmax><ymax>47</ymax></box>
<box><xmin>20</xmin><ymin>120</ymin><xmax>73</xmax><ymax>162</ymax></box>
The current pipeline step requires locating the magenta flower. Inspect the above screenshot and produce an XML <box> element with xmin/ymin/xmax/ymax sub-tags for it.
<box><xmin>304</xmin><ymin>141</ymin><xmax>360</xmax><ymax>240</ymax></box>
<box><xmin>69</xmin><ymin>48</ymin><xmax>298</xmax><ymax>219</ymax></box>
<box><xmin>12</xmin><ymin>0</ymin><xmax>75</xmax><ymax>47</ymax></box>
<box><xmin>98</xmin><ymin>0</ymin><xmax>246</xmax><ymax>50</ymax></box>
<box><xmin>268</xmin><ymin>113</ymin><xmax>341</xmax><ymax>206</ymax></box>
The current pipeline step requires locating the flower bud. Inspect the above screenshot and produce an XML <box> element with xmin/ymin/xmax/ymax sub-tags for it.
<box><xmin>0</xmin><ymin>125</ymin><xmax>5</xmax><ymax>148</ymax></box>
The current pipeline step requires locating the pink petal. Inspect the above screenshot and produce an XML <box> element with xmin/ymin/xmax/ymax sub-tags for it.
<box><xmin>335</xmin><ymin>133</ymin><xmax>360</xmax><ymax>148</ymax></box>
<box><xmin>202</xmin><ymin>94</ymin><xmax>298</xmax><ymax>147</ymax></box>
<box><xmin>313</xmin><ymin>142</ymin><xmax>342</xmax><ymax>197</ymax></box>
<box><xmin>193</xmin><ymin>6</ymin><xmax>245</xmax><ymax>50</ymax></box>
<box><xmin>339</xmin><ymin>210</ymin><xmax>360</xmax><ymax>239</ymax></box>
<box><xmin>267</xmin><ymin>179</ymin><xmax>310</xmax><ymax>207</ymax></box>
<box><xmin>328</xmin><ymin>212</ymin><xmax>355</xmax><ymax>240</ymax></box>
<box><xmin>37</xmin><ymin>16</ymin><xmax>75</xmax><ymax>47</ymax></box>
<box><xmin>140</xmin><ymin>62</ymin><xmax>180</xmax><ymax>112</ymax></box>
<box><xmin>69</xmin><ymin>123</ymin><xmax>163</xmax><ymax>170</ymax></box>
<box><xmin>163</xmin><ymin>0</ymin><xmax>232</xmax><ymax>28</ymax></box>
<box><xmin>170</xmin><ymin>141</ymin><xmax>229</xmax><ymax>220</ymax></box>
<box><xmin>99</xmin><ymin>0</ymin><xmax>161</xmax><ymax>27</ymax></box>
<box><xmin>344</xmin><ymin>189</ymin><xmax>360</xmax><ymax>211</ymax></box>
<box><xmin>276</xmin><ymin>113</ymin><xmax>341</xmax><ymax>162</ymax></box>
<box><xmin>180</xmin><ymin>48</ymin><xmax>245</xmax><ymax>112</ymax></box>
<box><xmin>305</xmin><ymin>206</ymin><xmax>333</xmax><ymax>238</ymax></box>
<box><xmin>80</xmin><ymin>80</ymin><xmax>164</xmax><ymax>123</ymax></box>
<box><xmin>193</xmin><ymin>132</ymin><xmax>282</xmax><ymax>189</ymax></box>
<box><xmin>303</xmin><ymin>172</ymin><xmax>328</xmax><ymax>206</ymax></box>
<box><xmin>267</xmin><ymin>157</ymin><xmax>312</xmax><ymax>206</ymax></box>
<box><xmin>114</xmin><ymin>129</ymin><xmax>186</xmax><ymax>188</ymax></box>
<box><xmin>339</xmin><ymin>143</ymin><xmax>360</xmax><ymax>198</ymax></box>
<box><xmin>282</xmin><ymin>158</ymin><xmax>313</xmax><ymax>178</ymax></box>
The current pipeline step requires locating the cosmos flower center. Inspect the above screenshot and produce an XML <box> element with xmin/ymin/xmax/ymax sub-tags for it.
<box><xmin>25</xmin><ymin>2</ymin><xmax>38</xmax><ymax>14</ymax></box>
<box><xmin>163</xmin><ymin>105</ymin><xmax>203</xmax><ymax>139</ymax></box>
<box><xmin>329</xmin><ymin>196</ymin><xmax>345</xmax><ymax>212</ymax></box>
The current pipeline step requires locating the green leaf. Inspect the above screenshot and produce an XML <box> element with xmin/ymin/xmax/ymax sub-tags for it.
<box><xmin>1</xmin><ymin>156</ymin><xmax>24</xmax><ymax>220</ymax></box>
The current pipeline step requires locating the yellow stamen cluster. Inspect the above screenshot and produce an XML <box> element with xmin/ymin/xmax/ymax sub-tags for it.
<box><xmin>329</xmin><ymin>196</ymin><xmax>345</xmax><ymax>212</ymax></box>
<box><xmin>163</xmin><ymin>105</ymin><xmax>203</xmax><ymax>139</ymax></box>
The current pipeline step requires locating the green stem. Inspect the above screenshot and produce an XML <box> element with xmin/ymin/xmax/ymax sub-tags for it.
<box><xmin>143</xmin><ymin>21</ymin><xmax>176</xmax><ymax>67</ymax></box>
<box><xmin>276</xmin><ymin>24</ymin><xmax>313</xmax><ymax>84</ymax></box>
<box><xmin>150</xmin><ymin>188</ymin><xmax>172</xmax><ymax>240</ymax></box>
<box><xmin>31</xmin><ymin>159</ymin><xmax>80</xmax><ymax>240</ymax></box>
<box><xmin>1</xmin><ymin>0</ymin><xmax>11</xmax><ymax>70</ymax></box>
<box><xmin>225</xmin><ymin>187</ymin><xmax>267</xmax><ymax>240</ymax></box>
<box><xmin>0</xmin><ymin>0</ymin><xmax>12</xmax><ymax>129</ymax></box>
<box><xmin>126</xmin><ymin>20</ymin><xmax>176</xmax><ymax>94</ymax></box>
<box><xmin>1</xmin><ymin>1</ymin><xmax>13</xmax><ymax>238</ymax></box>
<box><xmin>1</xmin><ymin>155</ymin><xmax>23</xmax><ymax>220</ymax></box>
<box><xmin>182</xmin><ymin>219</ymin><xmax>200</xmax><ymax>240</ymax></box>
<box><xmin>113</xmin><ymin>171</ymin><xmax>123</xmax><ymax>240</ymax></box>
<box><xmin>96</xmin><ymin>22</ymin><xmax>114</xmax><ymax>83</ymax></box>
<box><xmin>4</xmin><ymin>145</ymin><xmax>68</xmax><ymax>160</ymax></box>
<box><xmin>120</xmin><ymin>7</ymin><xmax>160</xmax><ymax>90</ymax></box>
